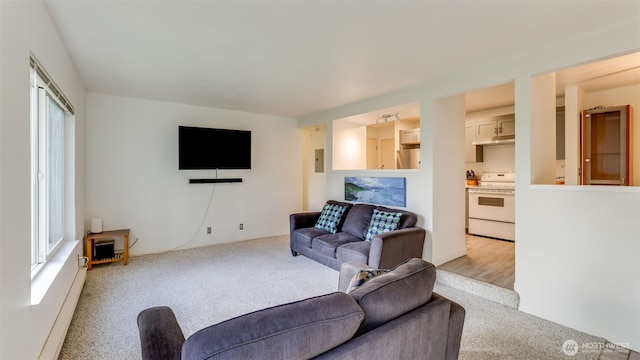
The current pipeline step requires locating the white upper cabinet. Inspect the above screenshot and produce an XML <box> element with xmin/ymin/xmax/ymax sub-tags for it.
<box><xmin>476</xmin><ymin>120</ymin><xmax>499</xmax><ymax>139</ymax></box>
<box><xmin>498</xmin><ymin>117</ymin><xmax>515</xmax><ymax>137</ymax></box>
<box><xmin>475</xmin><ymin>115</ymin><xmax>515</xmax><ymax>139</ymax></box>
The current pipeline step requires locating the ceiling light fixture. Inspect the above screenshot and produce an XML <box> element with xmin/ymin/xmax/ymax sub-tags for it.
<box><xmin>377</xmin><ymin>112</ymin><xmax>400</xmax><ymax>125</ymax></box>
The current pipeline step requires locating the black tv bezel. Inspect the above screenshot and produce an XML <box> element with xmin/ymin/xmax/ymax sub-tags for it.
<box><xmin>178</xmin><ymin>126</ymin><xmax>251</xmax><ymax>170</ymax></box>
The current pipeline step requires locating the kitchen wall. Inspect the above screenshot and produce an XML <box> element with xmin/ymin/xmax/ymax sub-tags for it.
<box><xmin>299</xmin><ymin>20</ymin><xmax>640</xmax><ymax>351</ymax></box>
<box><xmin>86</xmin><ymin>93</ymin><xmax>301</xmax><ymax>255</ymax></box>
<box><xmin>482</xmin><ymin>144</ymin><xmax>515</xmax><ymax>173</ymax></box>
<box><xmin>1</xmin><ymin>1</ymin><xmax>87</xmax><ymax>358</ymax></box>
<box><xmin>465</xmin><ymin>144</ymin><xmax>515</xmax><ymax>178</ymax></box>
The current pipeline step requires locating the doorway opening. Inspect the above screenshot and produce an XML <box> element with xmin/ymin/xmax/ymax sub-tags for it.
<box><xmin>439</xmin><ymin>81</ymin><xmax>517</xmax><ymax>290</ymax></box>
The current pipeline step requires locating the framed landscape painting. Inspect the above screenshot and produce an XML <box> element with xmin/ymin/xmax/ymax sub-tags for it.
<box><xmin>344</xmin><ymin>176</ymin><xmax>406</xmax><ymax>207</ymax></box>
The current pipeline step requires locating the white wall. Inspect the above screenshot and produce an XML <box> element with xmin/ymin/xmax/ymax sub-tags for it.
<box><xmin>530</xmin><ymin>72</ymin><xmax>557</xmax><ymax>185</ymax></box>
<box><xmin>86</xmin><ymin>93</ymin><xmax>301</xmax><ymax>255</ymax></box>
<box><xmin>332</xmin><ymin>120</ymin><xmax>366</xmax><ymax>170</ymax></box>
<box><xmin>299</xmin><ymin>19</ymin><xmax>640</xmax><ymax>351</ymax></box>
<box><xmin>482</xmin><ymin>144</ymin><xmax>515</xmax><ymax>172</ymax></box>
<box><xmin>516</xmin><ymin>186</ymin><xmax>640</xmax><ymax>350</ymax></box>
<box><xmin>302</xmin><ymin>125</ymin><xmax>327</xmax><ymax>211</ymax></box>
<box><xmin>0</xmin><ymin>1</ymin><xmax>87</xmax><ymax>358</ymax></box>
<box><xmin>430</xmin><ymin>95</ymin><xmax>467</xmax><ymax>265</ymax></box>
<box><xmin>563</xmin><ymin>86</ymin><xmax>585</xmax><ymax>185</ymax></box>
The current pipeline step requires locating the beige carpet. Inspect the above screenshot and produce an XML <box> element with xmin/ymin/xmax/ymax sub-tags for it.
<box><xmin>59</xmin><ymin>235</ymin><xmax>604</xmax><ymax>359</ymax></box>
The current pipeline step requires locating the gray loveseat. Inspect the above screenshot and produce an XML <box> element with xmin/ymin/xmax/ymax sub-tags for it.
<box><xmin>290</xmin><ymin>200</ymin><xmax>426</xmax><ymax>270</ymax></box>
<box><xmin>137</xmin><ymin>258</ymin><xmax>465</xmax><ymax>360</ymax></box>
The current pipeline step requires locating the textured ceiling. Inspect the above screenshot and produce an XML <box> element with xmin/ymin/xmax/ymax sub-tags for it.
<box><xmin>44</xmin><ymin>0</ymin><xmax>640</xmax><ymax>118</ymax></box>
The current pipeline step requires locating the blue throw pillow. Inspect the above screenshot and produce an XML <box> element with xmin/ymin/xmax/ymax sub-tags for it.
<box><xmin>364</xmin><ymin>209</ymin><xmax>403</xmax><ymax>242</ymax></box>
<box><xmin>314</xmin><ymin>203</ymin><xmax>347</xmax><ymax>234</ymax></box>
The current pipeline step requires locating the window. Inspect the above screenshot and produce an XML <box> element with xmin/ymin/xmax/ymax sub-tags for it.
<box><xmin>30</xmin><ymin>55</ymin><xmax>74</xmax><ymax>272</ymax></box>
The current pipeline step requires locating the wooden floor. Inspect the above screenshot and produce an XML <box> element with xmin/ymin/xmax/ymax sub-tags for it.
<box><xmin>438</xmin><ymin>234</ymin><xmax>515</xmax><ymax>290</ymax></box>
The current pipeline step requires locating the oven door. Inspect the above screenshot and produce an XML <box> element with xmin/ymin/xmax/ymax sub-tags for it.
<box><xmin>468</xmin><ymin>191</ymin><xmax>515</xmax><ymax>223</ymax></box>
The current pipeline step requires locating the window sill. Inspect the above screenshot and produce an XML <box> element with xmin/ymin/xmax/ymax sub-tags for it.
<box><xmin>31</xmin><ymin>240</ymin><xmax>80</xmax><ymax>305</ymax></box>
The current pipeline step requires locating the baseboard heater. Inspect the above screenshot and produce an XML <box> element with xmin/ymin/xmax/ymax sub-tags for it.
<box><xmin>39</xmin><ymin>266</ymin><xmax>86</xmax><ymax>360</ymax></box>
<box><xmin>189</xmin><ymin>178</ymin><xmax>242</xmax><ymax>184</ymax></box>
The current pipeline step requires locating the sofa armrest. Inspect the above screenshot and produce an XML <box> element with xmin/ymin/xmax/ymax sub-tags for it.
<box><xmin>338</xmin><ymin>261</ymin><xmax>374</xmax><ymax>292</ymax></box>
<box><xmin>368</xmin><ymin>227</ymin><xmax>426</xmax><ymax>269</ymax></box>
<box><xmin>289</xmin><ymin>211</ymin><xmax>322</xmax><ymax>232</ymax></box>
<box><xmin>432</xmin><ymin>292</ymin><xmax>466</xmax><ymax>360</ymax></box>
<box><xmin>137</xmin><ymin>306</ymin><xmax>185</xmax><ymax>360</ymax></box>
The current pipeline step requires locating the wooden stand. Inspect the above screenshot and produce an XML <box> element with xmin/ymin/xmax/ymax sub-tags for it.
<box><xmin>85</xmin><ymin>229</ymin><xmax>129</xmax><ymax>270</ymax></box>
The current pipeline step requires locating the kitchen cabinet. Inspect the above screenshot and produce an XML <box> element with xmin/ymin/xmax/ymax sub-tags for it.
<box><xmin>401</xmin><ymin>128</ymin><xmax>420</xmax><ymax>144</ymax></box>
<box><xmin>581</xmin><ymin>105</ymin><xmax>633</xmax><ymax>186</ymax></box>
<box><xmin>465</xmin><ymin>113</ymin><xmax>514</xmax><ymax>162</ymax></box>
<box><xmin>465</xmin><ymin>123</ymin><xmax>483</xmax><ymax>162</ymax></box>
<box><xmin>500</xmin><ymin>117</ymin><xmax>515</xmax><ymax>137</ymax></box>
<box><xmin>476</xmin><ymin>119</ymin><xmax>499</xmax><ymax>139</ymax></box>
<box><xmin>476</xmin><ymin>114</ymin><xmax>515</xmax><ymax>139</ymax></box>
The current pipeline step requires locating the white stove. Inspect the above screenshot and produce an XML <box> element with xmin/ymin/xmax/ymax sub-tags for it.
<box><xmin>468</xmin><ymin>172</ymin><xmax>515</xmax><ymax>241</ymax></box>
<box><xmin>469</xmin><ymin>172</ymin><xmax>515</xmax><ymax>193</ymax></box>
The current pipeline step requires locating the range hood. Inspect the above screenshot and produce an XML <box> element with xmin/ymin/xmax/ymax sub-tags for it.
<box><xmin>472</xmin><ymin>135</ymin><xmax>515</xmax><ymax>146</ymax></box>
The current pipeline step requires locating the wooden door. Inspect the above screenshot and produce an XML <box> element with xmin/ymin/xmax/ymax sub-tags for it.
<box><xmin>380</xmin><ymin>138</ymin><xmax>395</xmax><ymax>169</ymax></box>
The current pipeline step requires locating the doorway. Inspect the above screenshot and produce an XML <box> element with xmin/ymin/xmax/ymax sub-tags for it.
<box><xmin>439</xmin><ymin>81</ymin><xmax>517</xmax><ymax>290</ymax></box>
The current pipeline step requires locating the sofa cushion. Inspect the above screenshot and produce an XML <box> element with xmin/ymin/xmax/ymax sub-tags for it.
<box><xmin>182</xmin><ymin>292</ymin><xmax>364</xmax><ymax>360</ymax></box>
<box><xmin>349</xmin><ymin>258</ymin><xmax>436</xmax><ymax>335</ymax></box>
<box><xmin>312</xmin><ymin>233</ymin><xmax>362</xmax><ymax>258</ymax></box>
<box><xmin>341</xmin><ymin>204</ymin><xmax>376</xmax><ymax>239</ymax></box>
<box><xmin>336</xmin><ymin>241</ymin><xmax>370</xmax><ymax>264</ymax></box>
<box><xmin>314</xmin><ymin>202</ymin><xmax>349</xmax><ymax>234</ymax></box>
<box><xmin>364</xmin><ymin>209</ymin><xmax>403</xmax><ymax>242</ymax></box>
<box><xmin>291</xmin><ymin>227</ymin><xmax>329</xmax><ymax>249</ymax></box>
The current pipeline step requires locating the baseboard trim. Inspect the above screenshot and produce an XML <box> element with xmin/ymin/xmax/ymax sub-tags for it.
<box><xmin>432</xmin><ymin>248</ymin><xmax>467</xmax><ymax>266</ymax></box>
<box><xmin>39</xmin><ymin>266</ymin><xmax>86</xmax><ymax>360</ymax></box>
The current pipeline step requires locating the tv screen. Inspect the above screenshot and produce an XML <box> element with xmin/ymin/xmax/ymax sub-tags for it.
<box><xmin>178</xmin><ymin>126</ymin><xmax>251</xmax><ymax>170</ymax></box>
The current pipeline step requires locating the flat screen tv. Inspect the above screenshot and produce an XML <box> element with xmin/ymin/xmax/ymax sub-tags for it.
<box><xmin>178</xmin><ymin>126</ymin><xmax>251</xmax><ymax>170</ymax></box>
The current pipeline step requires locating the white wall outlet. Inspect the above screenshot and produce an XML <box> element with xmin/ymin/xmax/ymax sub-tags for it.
<box><xmin>207</xmin><ymin>227</ymin><xmax>212</xmax><ymax>234</ymax></box>
<box><xmin>239</xmin><ymin>223</ymin><xmax>244</xmax><ymax>230</ymax></box>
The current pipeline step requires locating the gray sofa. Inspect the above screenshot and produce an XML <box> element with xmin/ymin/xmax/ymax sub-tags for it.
<box><xmin>137</xmin><ymin>258</ymin><xmax>465</xmax><ymax>360</ymax></box>
<box><xmin>290</xmin><ymin>200</ymin><xmax>426</xmax><ymax>270</ymax></box>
